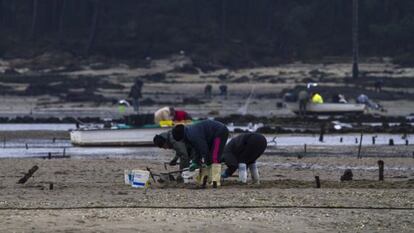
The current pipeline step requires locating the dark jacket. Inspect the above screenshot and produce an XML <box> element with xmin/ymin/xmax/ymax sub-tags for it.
<box><xmin>129</xmin><ymin>81</ymin><xmax>143</xmax><ymax>98</ymax></box>
<box><xmin>184</xmin><ymin>120</ymin><xmax>228</xmax><ymax>162</ymax></box>
<box><xmin>222</xmin><ymin>133</ymin><xmax>267</xmax><ymax>175</ymax></box>
<box><xmin>159</xmin><ymin>131</ymin><xmax>194</xmax><ymax>169</ymax></box>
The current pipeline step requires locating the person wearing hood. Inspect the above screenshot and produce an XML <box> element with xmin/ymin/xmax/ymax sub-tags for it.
<box><xmin>311</xmin><ymin>92</ymin><xmax>324</xmax><ymax>104</ymax></box>
<box><xmin>221</xmin><ymin>133</ymin><xmax>267</xmax><ymax>184</ymax></box>
<box><xmin>153</xmin><ymin>130</ymin><xmax>194</xmax><ymax>170</ymax></box>
<box><xmin>172</xmin><ymin>119</ymin><xmax>229</xmax><ymax>187</ymax></box>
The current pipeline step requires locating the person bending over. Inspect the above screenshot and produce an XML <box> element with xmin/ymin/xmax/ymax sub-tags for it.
<box><xmin>153</xmin><ymin>130</ymin><xmax>194</xmax><ymax>170</ymax></box>
<box><xmin>221</xmin><ymin>133</ymin><xmax>267</xmax><ymax>184</ymax></box>
<box><xmin>172</xmin><ymin>120</ymin><xmax>229</xmax><ymax>187</ymax></box>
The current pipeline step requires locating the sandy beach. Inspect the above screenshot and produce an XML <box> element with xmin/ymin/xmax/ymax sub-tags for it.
<box><xmin>1</xmin><ymin>143</ymin><xmax>414</xmax><ymax>232</ymax></box>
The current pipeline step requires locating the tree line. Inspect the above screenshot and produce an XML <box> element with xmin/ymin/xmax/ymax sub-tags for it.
<box><xmin>0</xmin><ymin>0</ymin><xmax>413</xmax><ymax>67</ymax></box>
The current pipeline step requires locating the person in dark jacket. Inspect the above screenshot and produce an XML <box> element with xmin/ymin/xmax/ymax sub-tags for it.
<box><xmin>297</xmin><ymin>89</ymin><xmax>309</xmax><ymax>117</ymax></box>
<box><xmin>172</xmin><ymin>120</ymin><xmax>229</xmax><ymax>187</ymax></box>
<box><xmin>221</xmin><ymin>133</ymin><xmax>267</xmax><ymax>184</ymax></box>
<box><xmin>153</xmin><ymin>130</ymin><xmax>194</xmax><ymax>169</ymax></box>
<box><xmin>128</xmin><ymin>79</ymin><xmax>143</xmax><ymax>112</ymax></box>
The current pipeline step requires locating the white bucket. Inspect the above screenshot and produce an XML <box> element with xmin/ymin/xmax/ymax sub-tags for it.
<box><xmin>130</xmin><ymin>170</ymin><xmax>150</xmax><ymax>188</ymax></box>
<box><xmin>182</xmin><ymin>170</ymin><xmax>196</xmax><ymax>184</ymax></box>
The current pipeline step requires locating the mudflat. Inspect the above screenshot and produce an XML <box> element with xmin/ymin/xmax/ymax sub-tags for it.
<box><xmin>1</xmin><ymin>144</ymin><xmax>414</xmax><ymax>233</ymax></box>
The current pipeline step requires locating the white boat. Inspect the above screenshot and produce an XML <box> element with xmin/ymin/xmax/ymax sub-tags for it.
<box><xmin>289</xmin><ymin>103</ymin><xmax>366</xmax><ymax>115</ymax></box>
<box><xmin>70</xmin><ymin>127</ymin><xmax>168</xmax><ymax>147</ymax></box>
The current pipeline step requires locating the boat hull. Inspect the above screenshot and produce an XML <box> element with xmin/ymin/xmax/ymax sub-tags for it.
<box><xmin>290</xmin><ymin>103</ymin><xmax>366</xmax><ymax>115</ymax></box>
<box><xmin>70</xmin><ymin>127</ymin><xmax>168</xmax><ymax>147</ymax></box>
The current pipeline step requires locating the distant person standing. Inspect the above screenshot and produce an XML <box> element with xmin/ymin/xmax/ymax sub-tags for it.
<box><xmin>374</xmin><ymin>79</ymin><xmax>384</xmax><ymax>92</ymax></box>
<box><xmin>204</xmin><ymin>84</ymin><xmax>212</xmax><ymax>99</ymax></box>
<box><xmin>128</xmin><ymin>79</ymin><xmax>143</xmax><ymax>112</ymax></box>
<box><xmin>297</xmin><ymin>89</ymin><xmax>309</xmax><ymax>116</ymax></box>
<box><xmin>219</xmin><ymin>84</ymin><xmax>228</xmax><ymax>99</ymax></box>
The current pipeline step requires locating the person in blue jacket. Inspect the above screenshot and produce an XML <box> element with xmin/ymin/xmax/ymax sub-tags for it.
<box><xmin>172</xmin><ymin>120</ymin><xmax>229</xmax><ymax>187</ymax></box>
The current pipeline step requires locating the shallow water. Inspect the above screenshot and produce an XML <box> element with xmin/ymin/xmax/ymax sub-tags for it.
<box><xmin>0</xmin><ymin>124</ymin><xmax>411</xmax><ymax>158</ymax></box>
<box><xmin>265</xmin><ymin>133</ymin><xmax>411</xmax><ymax>146</ymax></box>
<box><xmin>260</xmin><ymin>162</ymin><xmax>414</xmax><ymax>172</ymax></box>
<box><xmin>0</xmin><ymin>133</ymin><xmax>411</xmax><ymax>158</ymax></box>
<box><xmin>0</xmin><ymin>123</ymin><xmax>76</xmax><ymax>131</ymax></box>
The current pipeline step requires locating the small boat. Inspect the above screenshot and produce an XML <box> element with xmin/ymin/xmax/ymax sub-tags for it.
<box><xmin>70</xmin><ymin>119</ymin><xmax>194</xmax><ymax>147</ymax></box>
<box><xmin>70</xmin><ymin>127</ymin><xmax>169</xmax><ymax>147</ymax></box>
<box><xmin>289</xmin><ymin>103</ymin><xmax>366</xmax><ymax>115</ymax></box>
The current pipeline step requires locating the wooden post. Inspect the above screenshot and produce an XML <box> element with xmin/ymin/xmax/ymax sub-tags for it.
<box><xmin>355</xmin><ymin>137</ymin><xmax>358</xmax><ymax>144</ymax></box>
<box><xmin>315</xmin><ymin>176</ymin><xmax>321</xmax><ymax>188</ymax></box>
<box><xmin>378</xmin><ymin>160</ymin><xmax>384</xmax><ymax>181</ymax></box>
<box><xmin>25</xmin><ymin>143</ymin><xmax>28</xmax><ymax>150</ymax></box>
<box><xmin>299</xmin><ymin>144</ymin><xmax>306</xmax><ymax>159</ymax></box>
<box><xmin>49</xmin><ymin>182</ymin><xmax>54</xmax><ymax>190</ymax></box>
<box><xmin>357</xmin><ymin>132</ymin><xmax>363</xmax><ymax>159</ymax></box>
<box><xmin>340</xmin><ymin>137</ymin><xmax>343</xmax><ymax>143</ymax></box>
<box><xmin>63</xmin><ymin>148</ymin><xmax>66</xmax><ymax>157</ymax></box>
<box><xmin>48</xmin><ymin>152</ymin><xmax>51</xmax><ymax>159</ymax></box>
<box><xmin>17</xmin><ymin>165</ymin><xmax>39</xmax><ymax>184</ymax></box>
<box><xmin>405</xmin><ymin>140</ymin><xmax>409</xmax><ymax>146</ymax></box>
<box><xmin>146</xmin><ymin>167</ymin><xmax>157</xmax><ymax>183</ymax></box>
<box><xmin>389</xmin><ymin>139</ymin><xmax>394</xmax><ymax>146</ymax></box>
<box><xmin>52</xmin><ymin>137</ymin><xmax>56</xmax><ymax>143</ymax></box>
<box><xmin>372</xmin><ymin>136</ymin><xmax>376</xmax><ymax>145</ymax></box>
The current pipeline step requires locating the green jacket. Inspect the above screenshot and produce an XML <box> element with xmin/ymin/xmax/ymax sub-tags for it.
<box><xmin>160</xmin><ymin>131</ymin><xmax>194</xmax><ymax>169</ymax></box>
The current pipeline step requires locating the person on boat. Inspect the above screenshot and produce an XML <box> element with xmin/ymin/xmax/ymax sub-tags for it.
<box><xmin>356</xmin><ymin>94</ymin><xmax>380</xmax><ymax>109</ymax></box>
<box><xmin>219</xmin><ymin>84</ymin><xmax>228</xmax><ymax>99</ymax></box>
<box><xmin>173</xmin><ymin>109</ymin><xmax>192</xmax><ymax>122</ymax></box>
<box><xmin>332</xmin><ymin>94</ymin><xmax>348</xmax><ymax>104</ymax></box>
<box><xmin>154</xmin><ymin>106</ymin><xmax>174</xmax><ymax>124</ymax></box>
<box><xmin>128</xmin><ymin>78</ymin><xmax>143</xmax><ymax>113</ymax></box>
<box><xmin>153</xmin><ymin>130</ymin><xmax>194</xmax><ymax>169</ymax></box>
<box><xmin>221</xmin><ymin>133</ymin><xmax>267</xmax><ymax>184</ymax></box>
<box><xmin>311</xmin><ymin>92</ymin><xmax>324</xmax><ymax>104</ymax></box>
<box><xmin>172</xmin><ymin>120</ymin><xmax>229</xmax><ymax>187</ymax></box>
<box><xmin>374</xmin><ymin>79</ymin><xmax>384</xmax><ymax>92</ymax></box>
<box><xmin>297</xmin><ymin>89</ymin><xmax>309</xmax><ymax>116</ymax></box>
<box><xmin>154</xmin><ymin>107</ymin><xmax>192</xmax><ymax>124</ymax></box>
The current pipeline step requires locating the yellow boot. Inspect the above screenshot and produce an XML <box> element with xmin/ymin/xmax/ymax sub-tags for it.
<box><xmin>195</xmin><ymin>167</ymin><xmax>210</xmax><ymax>188</ymax></box>
<box><xmin>210</xmin><ymin>163</ymin><xmax>222</xmax><ymax>188</ymax></box>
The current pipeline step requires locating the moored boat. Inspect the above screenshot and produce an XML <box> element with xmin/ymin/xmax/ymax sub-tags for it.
<box><xmin>289</xmin><ymin>102</ymin><xmax>366</xmax><ymax>115</ymax></box>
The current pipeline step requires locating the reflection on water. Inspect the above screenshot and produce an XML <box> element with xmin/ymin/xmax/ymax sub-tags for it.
<box><xmin>259</xmin><ymin>162</ymin><xmax>414</xmax><ymax>172</ymax></box>
<box><xmin>265</xmin><ymin>134</ymin><xmax>411</xmax><ymax>146</ymax></box>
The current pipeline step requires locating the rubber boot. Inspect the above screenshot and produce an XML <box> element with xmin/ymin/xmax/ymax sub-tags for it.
<box><xmin>210</xmin><ymin>163</ymin><xmax>222</xmax><ymax>188</ymax></box>
<box><xmin>238</xmin><ymin>163</ymin><xmax>247</xmax><ymax>183</ymax></box>
<box><xmin>248</xmin><ymin>163</ymin><xmax>260</xmax><ymax>184</ymax></box>
<box><xmin>195</xmin><ymin>168</ymin><xmax>209</xmax><ymax>188</ymax></box>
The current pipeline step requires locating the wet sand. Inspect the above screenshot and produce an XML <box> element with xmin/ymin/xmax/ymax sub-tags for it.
<box><xmin>1</xmin><ymin>145</ymin><xmax>414</xmax><ymax>232</ymax></box>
